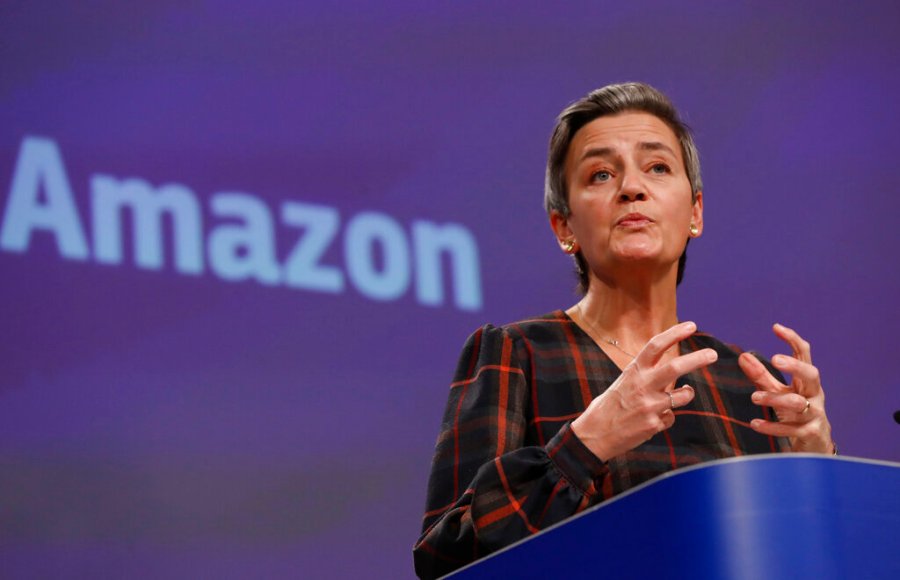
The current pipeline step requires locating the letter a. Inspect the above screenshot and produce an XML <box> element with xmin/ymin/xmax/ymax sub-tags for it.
<box><xmin>208</xmin><ymin>192</ymin><xmax>281</xmax><ymax>285</ymax></box>
<box><xmin>0</xmin><ymin>136</ymin><xmax>89</xmax><ymax>259</ymax></box>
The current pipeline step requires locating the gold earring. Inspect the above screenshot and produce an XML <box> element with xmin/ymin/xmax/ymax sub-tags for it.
<box><xmin>689</xmin><ymin>224</ymin><xmax>699</xmax><ymax>237</ymax></box>
<box><xmin>562</xmin><ymin>240</ymin><xmax>576</xmax><ymax>254</ymax></box>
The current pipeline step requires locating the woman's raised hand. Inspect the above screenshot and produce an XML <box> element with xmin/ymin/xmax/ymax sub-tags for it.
<box><xmin>738</xmin><ymin>323</ymin><xmax>834</xmax><ymax>454</ymax></box>
<box><xmin>571</xmin><ymin>321</ymin><xmax>718</xmax><ymax>462</ymax></box>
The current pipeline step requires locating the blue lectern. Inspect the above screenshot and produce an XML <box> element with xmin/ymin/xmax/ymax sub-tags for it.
<box><xmin>449</xmin><ymin>455</ymin><xmax>900</xmax><ymax>579</ymax></box>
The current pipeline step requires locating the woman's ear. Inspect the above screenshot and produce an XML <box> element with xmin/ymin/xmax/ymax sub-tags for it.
<box><xmin>690</xmin><ymin>191</ymin><xmax>704</xmax><ymax>236</ymax></box>
<box><xmin>550</xmin><ymin>210</ymin><xmax>577</xmax><ymax>251</ymax></box>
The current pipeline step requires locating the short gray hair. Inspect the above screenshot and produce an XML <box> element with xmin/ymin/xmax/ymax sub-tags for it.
<box><xmin>544</xmin><ymin>82</ymin><xmax>702</xmax><ymax>293</ymax></box>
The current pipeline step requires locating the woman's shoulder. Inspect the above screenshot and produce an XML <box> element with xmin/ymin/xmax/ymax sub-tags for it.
<box><xmin>496</xmin><ymin>310</ymin><xmax>574</xmax><ymax>341</ymax></box>
<box><xmin>465</xmin><ymin>310</ymin><xmax>573</xmax><ymax>350</ymax></box>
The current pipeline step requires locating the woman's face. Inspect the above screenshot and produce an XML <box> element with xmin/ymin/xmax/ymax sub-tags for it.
<box><xmin>552</xmin><ymin>111</ymin><xmax>703</xmax><ymax>285</ymax></box>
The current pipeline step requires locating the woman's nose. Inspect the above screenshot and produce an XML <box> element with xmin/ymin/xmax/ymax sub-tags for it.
<box><xmin>618</xmin><ymin>170</ymin><xmax>647</xmax><ymax>202</ymax></box>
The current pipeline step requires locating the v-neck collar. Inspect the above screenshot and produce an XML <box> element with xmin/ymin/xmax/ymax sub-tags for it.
<box><xmin>556</xmin><ymin>309</ymin><xmax>691</xmax><ymax>374</ymax></box>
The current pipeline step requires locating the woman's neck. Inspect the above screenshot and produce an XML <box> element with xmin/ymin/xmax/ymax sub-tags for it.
<box><xmin>568</xmin><ymin>270</ymin><xmax>680</xmax><ymax>354</ymax></box>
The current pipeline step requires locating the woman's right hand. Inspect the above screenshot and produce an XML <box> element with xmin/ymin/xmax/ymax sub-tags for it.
<box><xmin>570</xmin><ymin>321</ymin><xmax>718</xmax><ymax>462</ymax></box>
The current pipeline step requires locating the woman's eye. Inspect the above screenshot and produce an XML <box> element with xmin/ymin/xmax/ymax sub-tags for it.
<box><xmin>591</xmin><ymin>170</ymin><xmax>611</xmax><ymax>182</ymax></box>
<box><xmin>650</xmin><ymin>163</ymin><xmax>670</xmax><ymax>174</ymax></box>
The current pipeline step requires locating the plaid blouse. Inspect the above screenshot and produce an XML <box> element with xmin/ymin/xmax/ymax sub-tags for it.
<box><xmin>414</xmin><ymin>310</ymin><xmax>789</xmax><ymax>578</ymax></box>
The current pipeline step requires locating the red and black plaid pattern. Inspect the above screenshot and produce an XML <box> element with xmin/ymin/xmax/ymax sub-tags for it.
<box><xmin>414</xmin><ymin>311</ymin><xmax>789</xmax><ymax>578</ymax></box>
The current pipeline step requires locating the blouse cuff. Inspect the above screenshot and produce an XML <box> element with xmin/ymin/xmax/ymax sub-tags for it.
<box><xmin>545</xmin><ymin>422</ymin><xmax>608</xmax><ymax>496</ymax></box>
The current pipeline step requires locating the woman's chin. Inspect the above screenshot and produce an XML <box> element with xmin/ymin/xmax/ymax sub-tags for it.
<box><xmin>611</xmin><ymin>246</ymin><xmax>661</xmax><ymax>263</ymax></box>
<box><xmin>606</xmin><ymin>250</ymin><xmax>681</xmax><ymax>277</ymax></box>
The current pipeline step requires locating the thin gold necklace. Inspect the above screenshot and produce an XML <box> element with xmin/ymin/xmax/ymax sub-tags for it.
<box><xmin>575</xmin><ymin>303</ymin><xmax>638</xmax><ymax>359</ymax></box>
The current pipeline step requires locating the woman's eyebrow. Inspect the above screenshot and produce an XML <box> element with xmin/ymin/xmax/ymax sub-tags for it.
<box><xmin>578</xmin><ymin>147</ymin><xmax>616</xmax><ymax>164</ymax></box>
<box><xmin>638</xmin><ymin>141</ymin><xmax>678</xmax><ymax>156</ymax></box>
<box><xmin>578</xmin><ymin>142</ymin><xmax>677</xmax><ymax>165</ymax></box>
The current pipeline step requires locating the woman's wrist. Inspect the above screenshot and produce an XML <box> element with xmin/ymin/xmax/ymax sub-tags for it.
<box><xmin>570</xmin><ymin>416</ymin><xmax>611</xmax><ymax>462</ymax></box>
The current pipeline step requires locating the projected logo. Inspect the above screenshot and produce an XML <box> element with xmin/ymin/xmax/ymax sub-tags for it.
<box><xmin>0</xmin><ymin>137</ymin><xmax>483</xmax><ymax>310</ymax></box>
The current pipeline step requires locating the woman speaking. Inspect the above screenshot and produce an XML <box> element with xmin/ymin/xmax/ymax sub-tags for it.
<box><xmin>413</xmin><ymin>83</ymin><xmax>835</xmax><ymax>578</ymax></box>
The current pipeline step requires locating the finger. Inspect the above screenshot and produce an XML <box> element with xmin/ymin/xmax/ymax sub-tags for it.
<box><xmin>659</xmin><ymin>409</ymin><xmax>676</xmax><ymax>431</ymax></box>
<box><xmin>657</xmin><ymin>385</ymin><xmax>695</xmax><ymax>414</ymax></box>
<box><xmin>750</xmin><ymin>418</ymin><xmax>812</xmax><ymax>439</ymax></box>
<box><xmin>669</xmin><ymin>385</ymin><xmax>695</xmax><ymax>409</ymax></box>
<box><xmin>652</xmin><ymin>349</ymin><xmax>717</xmax><ymax>388</ymax></box>
<box><xmin>771</xmin><ymin>355</ymin><xmax>821</xmax><ymax>386</ymax></box>
<box><xmin>751</xmin><ymin>390</ymin><xmax>810</xmax><ymax>415</ymax></box>
<box><xmin>738</xmin><ymin>352</ymin><xmax>786</xmax><ymax>393</ymax></box>
<box><xmin>655</xmin><ymin>386</ymin><xmax>695</xmax><ymax>434</ymax></box>
<box><xmin>651</xmin><ymin>409</ymin><xmax>675</xmax><ymax>437</ymax></box>
<box><xmin>773</xmin><ymin>323</ymin><xmax>812</xmax><ymax>363</ymax></box>
<box><xmin>637</xmin><ymin>321</ymin><xmax>697</xmax><ymax>367</ymax></box>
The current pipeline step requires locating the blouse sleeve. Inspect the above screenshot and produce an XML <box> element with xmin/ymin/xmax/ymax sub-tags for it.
<box><xmin>413</xmin><ymin>325</ymin><xmax>609</xmax><ymax>579</ymax></box>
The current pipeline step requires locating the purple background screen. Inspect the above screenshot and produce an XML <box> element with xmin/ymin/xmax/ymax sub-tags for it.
<box><xmin>1</xmin><ymin>2</ymin><xmax>898</xmax><ymax>578</ymax></box>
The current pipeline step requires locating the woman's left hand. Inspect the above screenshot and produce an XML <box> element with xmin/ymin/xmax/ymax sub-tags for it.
<box><xmin>738</xmin><ymin>323</ymin><xmax>835</xmax><ymax>454</ymax></box>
